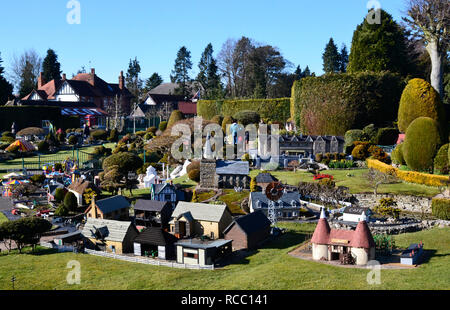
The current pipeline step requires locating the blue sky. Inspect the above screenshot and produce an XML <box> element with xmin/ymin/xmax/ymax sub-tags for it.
<box><xmin>0</xmin><ymin>0</ymin><xmax>407</xmax><ymax>87</ymax></box>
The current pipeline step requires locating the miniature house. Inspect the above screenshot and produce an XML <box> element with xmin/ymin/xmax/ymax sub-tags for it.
<box><xmin>311</xmin><ymin>208</ymin><xmax>375</xmax><ymax>265</ymax></box>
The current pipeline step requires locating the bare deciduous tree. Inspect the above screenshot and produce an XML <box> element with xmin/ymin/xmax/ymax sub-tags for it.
<box><xmin>366</xmin><ymin>168</ymin><xmax>398</xmax><ymax>196</ymax></box>
<box><xmin>403</xmin><ymin>0</ymin><xmax>450</xmax><ymax>96</ymax></box>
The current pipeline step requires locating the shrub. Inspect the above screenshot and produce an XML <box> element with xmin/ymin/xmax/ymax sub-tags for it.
<box><xmin>318</xmin><ymin>177</ymin><xmax>335</xmax><ymax>188</ymax></box>
<box><xmin>374</xmin><ymin>198</ymin><xmax>400</xmax><ymax>219</ymax></box>
<box><xmin>55</xmin><ymin>204</ymin><xmax>69</xmax><ymax>216</ymax></box>
<box><xmin>210</xmin><ymin>115</ymin><xmax>223</xmax><ymax>125</ymax></box>
<box><xmin>187</xmin><ymin>160</ymin><xmax>200</xmax><ymax>174</ymax></box>
<box><xmin>159</xmin><ymin>121</ymin><xmax>168</xmax><ymax>131</ymax></box>
<box><xmin>233</xmin><ymin>110</ymin><xmax>260</xmax><ymax>126</ymax></box>
<box><xmin>403</xmin><ymin>117</ymin><xmax>441</xmax><ymax>172</ymax></box>
<box><xmin>431</xmin><ymin>198</ymin><xmax>450</xmax><ymax>220</ymax></box>
<box><xmin>63</xmin><ymin>191</ymin><xmax>78</xmax><ymax>211</ymax></box>
<box><xmin>367</xmin><ymin>158</ymin><xmax>449</xmax><ymax>187</ymax></box>
<box><xmin>391</xmin><ymin>143</ymin><xmax>405</xmax><ymax>165</ymax></box>
<box><xmin>222</xmin><ymin>116</ymin><xmax>234</xmax><ymax>134</ymax></box>
<box><xmin>167</xmin><ymin>110</ymin><xmax>184</xmax><ymax>128</ymax></box>
<box><xmin>90</xmin><ymin>129</ymin><xmax>108</xmax><ymax>141</ymax></box>
<box><xmin>352</xmin><ymin>143</ymin><xmax>370</xmax><ymax>160</ymax></box>
<box><xmin>434</xmin><ymin>144</ymin><xmax>449</xmax><ymax>175</ymax></box>
<box><xmin>188</xmin><ymin>169</ymin><xmax>200</xmax><ymax>182</ymax></box>
<box><xmin>103</xmin><ymin>152</ymin><xmax>143</xmax><ymax>174</ymax></box>
<box><xmin>295</xmin><ymin>72</ymin><xmax>404</xmax><ymax>135</ymax></box>
<box><xmin>137</xmin><ymin>162</ymin><xmax>151</xmax><ymax>175</ymax></box>
<box><xmin>369</xmin><ymin>145</ymin><xmax>390</xmax><ymax>163</ymax></box>
<box><xmin>135</xmin><ymin>131</ymin><xmax>146</xmax><ymax>137</ymax></box>
<box><xmin>250</xmin><ymin>177</ymin><xmax>258</xmax><ymax>192</ymax></box>
<box><xmin>363</xmin><ymin>124</ymin><xmax>378</xmax><ymax>143</ymax></box>
<box><xmin>37</xmin><ymin>140</ymin><xmax>49</xmax><ymax>152</ymax></box>
<box><xmin>315</xmin><ymin>153</ymin><xmax>323</xmax><ymax>163</ymax></box>
<box><xmin>398</xmin><ymin>78</ymin><xmax>447</xmax><ymax>139</ymax></box>
<box><xmin>54</xmin><ymin>188</ymin><xmax>66</xmax><ymax>202</ymax></box>
<box><xmin>30</xmin><ymin>174</ymin><xmax>46</xmax><ymax>184</ymax></box>
<box><xmin>68</xmin><ymin>135</ymin><xmax>78</xmax><ymax>145</ymax></box>
<box><xmin>147</xmin><ymin>127</ymin><xmax>157</xmax><ymax>134</ymax></box>
<box><xmin>107</xmin><ymin>129</ymin><xmax>119</xmax><ymax>142</ymax></box>
<box><xmin>375</xmin><ymin>128</ymin><xmax>399</xmax><ymax>145</ymax></box>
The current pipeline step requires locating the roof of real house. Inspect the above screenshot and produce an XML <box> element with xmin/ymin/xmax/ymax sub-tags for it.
<box><xmin>216</xmin><ymin>160</ymin><xmax>249</xmax><ymax>176</ymax></box>
<box><xmin>134</xmin><ymin>227</ymin><xmax>178</xmax><ymax>246</ymax></box>
<box><xmin>134</xmin><ymin>200</ymin><xmax>171</xmax><ymax>212</ymax></box>
<box><xmin>94</xmin><ymin>195</ymin><xmax>130</xmax><ymax>214</ymax></box>
<box><xmin>172</xmin><ymin>202</ymin><xmax>229</xmax><ymax>223</ymax></box>
<box><xmin>81</xmin><ymin>218</ymin><xmax>135</xmax><ymax>242</ymax></box>
<box><xmin>223</xmin><ymin>211</ymin><xmax>271</xmax><ymax>235</ymax></box>
<box><xmin>250</xmin><ymin>191</ymin><xmax>302</xmax><ymax>209</ymax></box>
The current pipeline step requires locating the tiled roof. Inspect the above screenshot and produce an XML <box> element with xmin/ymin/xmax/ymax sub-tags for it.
<box><xmin>216</xmin><ymin>160</ymin><xmax>249</xmax><ymax>176</ymax></box>
<box><xmin>95</xmin><ymin>195</ymin><xmax>130</xmax><ymax>214</ymax></box>
<box><xmin>134</xmin><ymin>200</ymin><xmax>170</xmax><ymax>212</ymax></box>
<box><xmin>255</xmin><ymin>173</ymin><xmax>278</xmax><ymax>183</ymax></box>
<box><xmin>134</xmin><ymin>227</ymin><xmax>178</xmax><ymax>246</ymax></box>
<box><xmin>311</xmin><ymin>218</ymin><xmax>331</xmax><ymax>244</ymax></box>
<box><xmin>223</xmin><ymin>211</ymin><xmax>271</xmax><ymax>235</ymax></box>
<box><xmin>349</xmin><ymin>220</ymin><xmax>375</xmax><ymax>248</ymax></box>
<box><xmin>81</xmin><ymin>218</ymin><xmax>134</xmax><ymax>242</ymax></box>
<box><xmin>172</xmin><ymin>202</ymin><xmax>228</xmax><ymax>223</ymax></box>
<box><xmin>250</xmin><ymin>191</ymin><xmax>302</xmax><ymax>209</ymax></box>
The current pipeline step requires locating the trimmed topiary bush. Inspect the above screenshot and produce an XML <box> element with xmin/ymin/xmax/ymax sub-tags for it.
<box><xmin>54</xmin><ymin>187</ymin><xmax>66</xmax><ymax>202</ymax></box>
<box><xmin>233</xmin><ymin>110</ymin><xmax>260</xmax><ymax>126</ymax></box>
<box><xmin>363</xmin><ymin>124</ymin><xmax>378</xmax><ymax>143</ymax></box>
<box><xmin>398</xmin><ymin>78</ymin><xmax>447</xmax><ymax>138</ymax></box>
<box><xmin>431</xmin><ymin>198</ymin><xmax>450</xmax><ymax>220</ymax></box>
<box><xmin>344</xmin><ymin>129</ymin><xmax>366</xmax><ymax>153</ymax></box>
<box><xmin>37</xmin><ymin>140</ymin><xmax>49</xmax><ymax>152</ymax></box>
<box><xmin>187</xmin><ymin>160</ymin><xmax>200</xmax><ymax>174</ymax></box>
<box><xmin>434</xmin><ymin>143</ymin><xmax>449</xmax><ymax>175</ymax></box>
<box><xmin>210</xmin><ymin>115</ymin><xmax>223</xmax><ymax>125</ymax></box>
<box><xmin>64</xmin><ymin>191</ymin><xmax>78</xmax><ymax>211</ymax></box>
<box><xmin>351</xmin><ymin>142</ymin><xmax>370</xmax><ymax>160</ymax></box>
<box><xmin>375</xmin><ymin>128</ymin><xmax>399</xmax><ymax>145</ymax></box>
<box><xmin>167</xmin><ymin>110</ymin><xmax>184</xmax><ymax>128</ymax></box>
<box><xmin>403</xmin><ymin>117</ymin><xmax>442</xmax><ymax>172</ymax></box>
<box><xmin>30</xmin><ymin>174</ymin><xmax>46</xmax><ymax>184</ymax></box>
<box><xmin>187</xmin><ymin>169</ymin><xmax>200</xmax><ymax>182</ymax></box>
<box><xmin>107</xmin><ymin>128</ymin><xmax>119</xmax><ymax>142</ymax></box>
<box><xmin>90</xmin><ymin>129</ymin><xmax>108</xmax><ymax>141</ymax></box>
<box><xmin>391</xmin><ymin>143</ymin><xmax>405</xmax><ymax>165</ymax></box>
<box><xmin>68</xmin><ymin>135</ymin><xmax>78</xmax><ymax>145</ymax></box>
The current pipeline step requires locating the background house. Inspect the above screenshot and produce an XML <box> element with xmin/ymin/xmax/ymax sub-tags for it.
<box><xmin>133</xmin><ymin>227</ymin><xmax>178</xmax><ymax>260</ymax></box>
<box><xmin>81</xmin><ymin>218</ymin><xmax>139</xmax><ymax>254</ymax></box>
<box><xmin>150</xmin><ymin>183</ymin><xmax>184</xmax><ymax>209</ymax></box>
<box><xmin>169</xmin><ymin>202</ymin><xmax>233</xmax><ymax>239</ymax></box>
<box><xmin>249</xmin><ymin>191</ymin><xmax>305</xmax><ymax>219</ymax></box>
<box><xmin>224</xmin><ymin>211</ymin><xmax>271</xmax><ymax>250</ymax></box>
<box><xmin>85</xmin><ymin>195</ymin><xmax>130</xmax><ymax>220</ymax></box>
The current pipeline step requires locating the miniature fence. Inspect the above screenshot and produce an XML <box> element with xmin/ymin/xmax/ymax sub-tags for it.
<box><xmin>84</xmin><ymin>249</ymin><xmax>215</xmax><ymax>270</ymax></box>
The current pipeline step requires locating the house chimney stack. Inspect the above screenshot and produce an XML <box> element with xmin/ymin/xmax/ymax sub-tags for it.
<box><xmin>89</xmin><ymin>68</ymin><xmax>95</xmax><ymax>86</ymax></box>
<box><xmin>38</xmin><ymin>72</ymin><xmax>43</xmax><ymax>89</ymax></box>
<box><xmin>62</xmin><ymin>73</ymin><xmax>66</xmax><ymax>81</ymax></box>
<box><xmin>119</xmin><ymin>71</ymin><xmax>124</xmax><ymax>90</ymax></box>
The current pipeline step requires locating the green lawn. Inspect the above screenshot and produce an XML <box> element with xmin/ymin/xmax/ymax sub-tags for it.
<box><xmin>250</xmin><ymin>169</ymin><xmax>441</xmax><ymax>197</ymax></box>
<box><xmin>0</xmin><ymin>143</ymin><xmax>116</xmax><ymax>174</ymax></box>
<box><xmin>0</xmin><ymin>223</ymin><xmax>448</xmax><ymax>290</ymax></box>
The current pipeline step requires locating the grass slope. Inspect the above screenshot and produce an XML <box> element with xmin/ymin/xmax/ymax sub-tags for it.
<box><xmin>0</xmin><ymin>223</ymin><xmax>448</xmax><ymax>290</ymax></box>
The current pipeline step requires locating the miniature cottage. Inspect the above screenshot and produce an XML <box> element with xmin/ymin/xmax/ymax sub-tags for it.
<box><xmin>169</xmin><ymin>202</ymin><xmax>233</xmax><ymax>239</ymax></box>
<box><xmin>254</xmin><ymin>173</ymin><xmax>278</xmax><ymax>192</ymax></box>
<box><xmin>249</xmin><ymin>191</ymin><xmax>305</xmax><ymax>219</ymax></box>
<box><xmin>68</xmin><ymin>178</ymin><xmax>100</xmax><ymax>206</ymax></box>
<box><xmin>311</xmin><ymin>208</ymin><xmax>375</xmax><ymax>265</ymax></box>
<box><xmin>84</xmin><ymin>195</ymin><xmax>130</xmax><ymax>220</ymax></box>
<box><xmin>81</xmin><ymin>218</ymin><xmax>139</xmax><ymax>254</ymax></box>
<box><xmin>175</xmin><ymin>239</ymin><xmax>232</xmax><ymax>266</ymax></box>
<box><xmin>223</xmin><ymin>211</ymin><xmax>271</xmax><ymax>250</ymax></box>
<box><xmin>342</xmin><ymin>206</ymin><xmax>372</xmax><ymax>223</ymax></box>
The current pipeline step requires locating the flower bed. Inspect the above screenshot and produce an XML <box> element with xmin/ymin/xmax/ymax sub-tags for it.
<box><xmin>313</xmin><ymin>174</ymin><xmax>334</xmax><ymax>181</ymax></box>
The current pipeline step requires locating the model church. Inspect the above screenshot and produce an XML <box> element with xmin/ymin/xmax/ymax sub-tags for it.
<box><xmin>311</xmin><ymin>208</ymin><xmax>375</xmax><ymax>265</ymax></box>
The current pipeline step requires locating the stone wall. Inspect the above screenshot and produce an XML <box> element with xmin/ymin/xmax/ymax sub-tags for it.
<box><xmin>200</xmin><ymin>159</ymin><xmax>218</xmax><ymax>189</ymax></box>
<box><xmin>353</xmin><ymin>193</ymin><xmax>432</xmax><ymax>214</ymax></box>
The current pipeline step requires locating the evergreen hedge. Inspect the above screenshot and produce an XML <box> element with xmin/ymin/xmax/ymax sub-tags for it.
<box><xmin>398</xmin><ymin>79</ymin><xmax>447</xmax><ymax>139</ymax></box>
<box><xmin>403</xmin><ymin>117</ymin><xmax>441</xmax><ymax>172</ymax></box>
<box><xmin>293</xmin><ymin>72</ymin><xmax>404</xmax><ymax>136</ymax></box>
<box><xmin>198</xmin><ymin>98</ymin><xmax>290</xmax><ymax>123</ymax></box>
<box><xmin>431</xmin><ymin>198</ymin><xmax>450</xmax><ymax>220</ymax></box>
<box><xmin>391</xmin><ymin>143</ymin><xmax>405</xmax><ymax>165</ymax></box>
<box><xmin>434</xmin><ymin>144</ymin><xmax>449</xmax><ymax>175</ymax></box>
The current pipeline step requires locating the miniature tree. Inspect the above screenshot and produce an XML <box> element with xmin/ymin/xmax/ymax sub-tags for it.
<box><xmin>366</xmin><ymin>168</ymin><xmax>398</xmax><ymax>197</ymax></box>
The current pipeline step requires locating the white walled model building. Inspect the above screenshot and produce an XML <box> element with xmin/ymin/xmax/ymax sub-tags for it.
<box><xmin>311</xmin><ymin>208</ymin><xmax>375</xmax><ymax>265</ymax></box>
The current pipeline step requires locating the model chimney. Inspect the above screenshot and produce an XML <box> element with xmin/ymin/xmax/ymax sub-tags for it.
<box><xmin>38</xmin><ymin>72</ymin><xmax>43</xmax><ymax>89</ymax></box>
<box><xmin>119</xmin><ymin>71</ymin><xmax>124</xmax><ymax>90</ymax></box>
<box><xmin>88</xmin><ymin>68</ymin><xmax>95</xmax><ymax>86</ymax></box>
